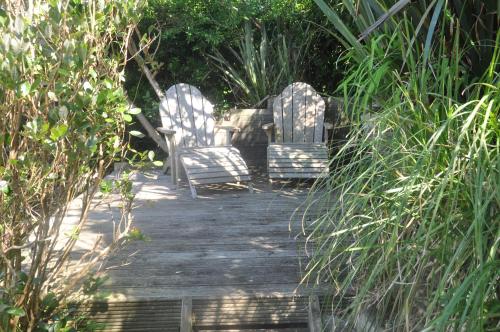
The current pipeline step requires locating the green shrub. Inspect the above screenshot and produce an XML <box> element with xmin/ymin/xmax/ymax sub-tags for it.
<box><xmin>0</xmin><ymin>1</ymin><xmax>142</xmax><ymax>330</ymax></box>
<box><xmin>125</xmin><ymin>0</ymin><xmax>341</xmax><ymax>123</ymax></box>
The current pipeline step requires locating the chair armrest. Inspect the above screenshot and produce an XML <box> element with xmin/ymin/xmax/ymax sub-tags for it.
<box><xmin>157</xmin><ymin>127</ymin><xmax>176</xmax><ymax>153</ymax></box>
<box><xmin>323</xmin><ymin>122</ymin><xmax>333</xmax><ymax>141</ymax></box>
<box><xmin>157</xmin><ymin>127</ymin><xmax>178</xmax><ymax>183</ymax></box>
<box><xmin>214</xmin><ymin>125</ymin><xmax>241</xmax><ymax>133</ymax></box>
<box><xmin>214</xmin><ymin>125</ymin><xmax>239</xmax><ymax>145</ymax></box>
<box><xmin>262</xmin><ymin>123</ymin><xmax>274</xmax><ymax>130</ymax></box>
<box><xmin>157</xmin><ymin>127</ymin><xmax>176</xmax><ymax>136</ymax></box>
<box><xmin>262</xmin><ymin>123</ymin><xmax>274</xmax><ymax>143</ymax></box>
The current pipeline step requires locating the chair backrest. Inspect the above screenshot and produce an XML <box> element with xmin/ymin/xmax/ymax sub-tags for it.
<box><xmin>272</xmin><ymin>82</ymin><xmax>325</xmax><ymax>143</ymax></box>
<box><xmin>159</xmin><ymin>83</ymin><xmax>215</xmax><ymax>148</ymax></box>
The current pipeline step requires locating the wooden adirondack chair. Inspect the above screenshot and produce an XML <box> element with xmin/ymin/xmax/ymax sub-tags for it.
<box><xmin>157</xmin><ymin>83</ymin><xmax>252</xmax><ymax>198</ymax></box>
<box><xmin>262</xmin><ymin>82</ymin><xmax>333</xmax><ymax>179</ymax></box>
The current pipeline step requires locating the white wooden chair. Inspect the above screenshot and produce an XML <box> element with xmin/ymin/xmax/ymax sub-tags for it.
<box><xmin>262</xmin><ymin>82</ymin><xmax>333</xmax><ymax>180</ymax></box>
<box><xmin>157</xmin><ymin>83</ymin><xmax>252</xmax><ymax>198</ymax></box>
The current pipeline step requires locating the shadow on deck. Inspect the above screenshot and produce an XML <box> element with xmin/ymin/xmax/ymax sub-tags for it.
<box><xmin>70</xmin><ymin>170</ymin><xmax>328</xmax><ymax>331</ymax></box>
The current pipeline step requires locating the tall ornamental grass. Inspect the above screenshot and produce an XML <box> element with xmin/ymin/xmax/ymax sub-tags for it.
<box><xmin>304</xmin><ymin>1</ymin><xmax>499</xmax><ymax>330</ymax></box>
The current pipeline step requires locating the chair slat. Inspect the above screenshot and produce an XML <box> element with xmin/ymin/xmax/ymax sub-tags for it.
<box><xmin>268</xmin><ymin>172</ymin><xmax>328</xmax><ymax>179</ymax></box>
<box><xmin>190</xmin><ymin>175</ymin><xmax>251</xmax><ymax>185</ymax></box>
<box><xmin>304</xmin><ymin>84</ymin><xmax>316</xmax><ymax>143</ymax></box>
<box><xmin>273</xmin><ymin>94</ymin><xmax>284</xmax><ymax>143</ymax></box>
<box><xmin>292</xmin><ymin>83</ymin><xmax>307</xmax><ymax>143</ymax></box>
<box><xmin>186</xmin><ymin>165</ymin><xmax>250</xmax><ymax>174</ymax></box>
<box><xmin>312</xmin><ymin>92</ymin><xmax>325</xmax><ymax>143</ymax></box>
<box><xmin>281</xmin><ymin>85</ymin><xmax>294</xmax><ymax>142</ymax></box>
<box><xmin>189</xmin><ymin>85</ymin><xmax>208</xmax><ymax>146</ymax></box>
<box><xmin>176</xmin><ymin>84</ymin><xmax>197</xmax><ymax>147</ymax></box>
<box><xmin>188</xmin><ymin>170</ymin><xmax>251</xmax><ymax>180</ymax></box>
<box><xmin>202</xmin><ymin>95</ymin><xmax>215</xmax><ymax>145</ymax></box>
<box><xmin>164</xmin><ymin>87</ymin><xmax>184</xmax><ymax>147</ymax></box>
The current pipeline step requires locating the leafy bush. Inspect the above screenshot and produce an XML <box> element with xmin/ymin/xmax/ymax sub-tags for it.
<box><xmin>304</xmin><ymin>1</ymin><xmax>499</xmax><ymax>330</ymax></box>
<box><xmin>0</xmin><ymin>0</ymin><xmax>142</xmax><ymax>330</ymax></box>
<box><xmin>125</xmin><ymin>0</ymin><xmax>341</xmax><ymax>124</ymax></box>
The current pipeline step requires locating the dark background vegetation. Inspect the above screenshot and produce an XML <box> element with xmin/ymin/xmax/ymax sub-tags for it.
<box><xmin>125</xmin><ymin>0</ymin><xmax>343</xmax><ymax>128</ymax></box>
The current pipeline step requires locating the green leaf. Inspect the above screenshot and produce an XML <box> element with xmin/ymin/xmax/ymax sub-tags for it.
<box><xmin>50</xmin><ymin>124</ymin><xmax>68</xmax><ymax>141</ymax></box>
<box><xmin>123</xmin><ymin>114</ymin><xmax>133</xmax><ymax>122</ymax></box>
<box><xmin>423</xmin><ymin>0</ymin><xmax>445</xmax><ymax>68</ymax></box>
<box><xmin>6</xmin><ymin>307</ymin><xmax>26</xmax><ymax>317</ymax></box>
<box><xmin>47</xmin><ymin>91</ymin><xmax>58</xmax><ymax>101</ymax></box>
<box><xmin>126</xmin><ymin>227</ymin><xmax>150</xmax><ymax>242</ymax></box>
<box><xmin>41</xmin><ymin>292</ymin><xmax>58</xmax><ymax>311</ymax></box>
<box><xmin>129</xmin><ymin>130</ymin><xmax>144</xmax><ymax>138</ymax></box>
<box><xmin>20</xmin><ymin>82</ymin><xmax>31</xmax><ymax>97</ymax></box>
<box><xmin>25</xmin><ymin>119</ymin><xmax>39</xmax><ymax>134</ymax></box>
<box><xmin>148</xmin><ymin>150</ymin><xmax>155</xmax><ymax>161</ymax></box>
<box><xmin>312</xmin><ymin>0</ymin><xmax>366</xmax><ymax>59</ymax></box>
<box><xmin>359</xmin><ymin>0</ymin><xmax>411</xmax><ymax>40</ymax></box>
<box><xmin>153</xmin><ymin>160</ymin><xmax>163</xmax><ymax>167</ymax></box>
<box><xmin>128</xmin><ymin>107</ymin><xmax>141</xmax><ymax>115</ymax></box>
<box><xmin>104</xmin><ymin>79</ymin><xmax>113</xmax><ymax>89</ymax></box>
<box><xmin>83</xmin><ymin>81</ymin><xmax>93</xmax><ymax>91</ymax></box>
<box><xmin>86</xmin><ymin>136</ymin><xmax>98</xmax><ymax>153</ymax></box>
<box><xmin>0</xmin><ymin>180</ymin><xmax>9</xmax><ymax>194</ymax></box>
<box><xmin>100</xmin><ymin>179</ymin><xmax>113</xmax><ymax>194</ymax></box>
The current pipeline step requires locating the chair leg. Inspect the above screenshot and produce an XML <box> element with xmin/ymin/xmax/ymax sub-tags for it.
<box><xmin>189</xmin><ymin>182</ymin><xmax>197</xmax><ymax>199</ymax></box>
<box><xmin>170</xmin><ymin>155</ymin><xmax>177</xmax><ymax>185</ymax></box>
<box><xmin>163</xmin><ymin>156</ymin><xmax>170</xmax><ymax>175</ymax></box>
<box><xmin>175</xmin><ymin>155</ymin><xmax>182</xmax><ymax>185</ymax></box>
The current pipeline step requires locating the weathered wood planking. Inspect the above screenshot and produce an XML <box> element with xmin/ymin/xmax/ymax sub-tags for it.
<box><xmin>95</xmin><ymin>175</ymin><xmax>311</xmax><ymax>298</ymax></box>
<box><xmin>62</xmin><ymin>171</ymin><xmax>330</xmax><ymax>330</ymax></box>
<box><xmin>83</xmin><ymin>297</ymin><xmax>314</xmax><ymax>331</ymax></box>
<box><xmin>192</xmin><ymin>296</ymin><xmax>310</xmax><ymax>328</ymax></box>
<box><xmin>179</xmin><ymin>146</ymin><xmax>251</xmax><ymax>186</ymax></box>
<box><xmin>304</xmin><ymin>85</ymin><xmax>316</xmax><ymax>142</ymax></box>
<box><xmin>158</xmin><ymin>84</ymin><xmax>252</xmax><ymax>197</ymax></box>
<box><xmin>292</xmin><ymin>84</ymin><xmax>306</xmax><ymax>143</ymax></box>
<box><xmin>161</xmin><ymin>84</ymin><xmax>215</xmax><ymax>148</ymax></box>
<box><xmin>83</xmin><ymin>300</ymin><xmax>182</xmax><ymax>332</ymax></box>
<box><xmin>266</xmin><ymin>83</ymin><xmax>330</xmax><ymax>179</ymax></box>
<box><xmin>271</xmin><ymin>83</ymin><xmax>326</xmax><ymax>144</ymax></box>
<box><xmin>268</xmin><ymin>143</ymin><xmax>329</xmax><ymax>179</ymax></box>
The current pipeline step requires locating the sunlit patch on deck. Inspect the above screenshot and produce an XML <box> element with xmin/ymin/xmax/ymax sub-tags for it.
<box><xmin>65</xmin><ymin>171</ymin><xmax>327</xmax><ymax>331</ymax></box>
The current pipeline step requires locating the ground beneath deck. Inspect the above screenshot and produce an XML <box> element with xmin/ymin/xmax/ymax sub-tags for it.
<box><xmin>68</xmin><ymin>170</ymin><xmax>324</xmax><ymax>300</ymax></box>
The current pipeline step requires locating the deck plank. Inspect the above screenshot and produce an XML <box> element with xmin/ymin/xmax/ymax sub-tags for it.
<box><xmin>64</xmin><ymin>171</ymin><xmax>328</xmax><ymax>330</ymax></box>
<box><xmin>64</xmin><ymin>171</ymin><xmax>324</xmax><ymax>299</ymax></box>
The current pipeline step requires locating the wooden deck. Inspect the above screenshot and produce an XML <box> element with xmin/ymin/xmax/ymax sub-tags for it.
<box><xmin>66</xmin><ymin>170</ymin><xmax>327</xmax><ymax>331</ymax></box>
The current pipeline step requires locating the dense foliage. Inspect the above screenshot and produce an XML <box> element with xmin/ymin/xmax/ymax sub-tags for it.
<box><xmin>304</xmin><ymin>1</ymin><xmax>499</xmax><ymax>331</ymax></box>
<box><xmin>125</xmin><ymin>0</ymin><xmax>342</xmax><ymax>124</ymax></box>
<box><xmin>1</xmin><ymin>1</ymin><xmax>496</xmax><ymax>331</ymax></box>
<box><xmin>0</xmin><ymin>1</ymin><xmax>141</xmax><ymax>330</ymax></box>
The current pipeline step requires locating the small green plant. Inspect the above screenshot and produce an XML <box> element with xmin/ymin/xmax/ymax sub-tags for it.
<box><xmin>209</xmin><ymin>21</ymin><xmax>315</xmax><ymax>106</ymax></box>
